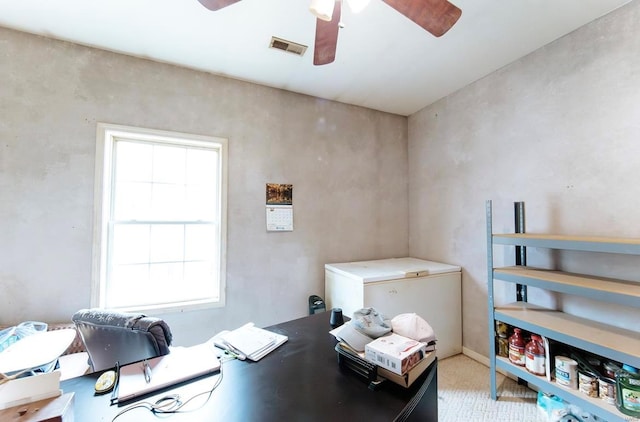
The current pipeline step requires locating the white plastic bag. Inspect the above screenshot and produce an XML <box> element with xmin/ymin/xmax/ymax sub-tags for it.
<box><xmin>0</xmin><ymin>321</ymin><xmax>48</xmax><ymax>352</ymax></box>
<box><xmin>0</xmin><ymin>321</ymin><xmax>56</xmax><ymax>375</ymax></box>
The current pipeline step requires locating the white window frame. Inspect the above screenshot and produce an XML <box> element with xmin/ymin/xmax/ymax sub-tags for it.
<box><xmin>91</xmin><ymin>123</ymin><xmax>228</xmax><ymax>313</ymax></box>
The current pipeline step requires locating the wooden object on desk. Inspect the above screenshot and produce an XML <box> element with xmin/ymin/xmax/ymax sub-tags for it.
<box><xmin>0</xmin><ymin>392</ymin><xmax>74</xmax><ymax>422</ymax></box>
<box><xmin>0</xmin><ymin>371</ymin><xmax>61</xmax><ymax>411</ymax></box>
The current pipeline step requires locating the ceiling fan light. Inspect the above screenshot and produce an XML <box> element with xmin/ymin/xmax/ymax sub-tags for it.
<box><xmin>309</xmin><ymin>0</ymin><xmax>335</xmax><ymax>22</ymax></box>
<box><xmin>346</xmin><ymin>0</ymin><xmax>370</xmax><ymax>14</ymax></box>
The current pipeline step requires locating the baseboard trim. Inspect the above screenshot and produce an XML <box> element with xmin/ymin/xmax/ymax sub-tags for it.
<box><xmin>462</xmin><ymin>347</ymin><xmax>489</xmax><ymax>366</ymax></box>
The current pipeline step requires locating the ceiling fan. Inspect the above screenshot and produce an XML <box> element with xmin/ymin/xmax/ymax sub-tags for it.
<box><xmin>196</xmin><ymin>0</ymin><xmax>462</xmax><ymax>66</ymax></box>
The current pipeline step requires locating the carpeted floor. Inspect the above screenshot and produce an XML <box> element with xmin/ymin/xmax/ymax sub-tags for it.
<box><xmin>438</xmin><ymin>354</ymin><xmax>546</xmax><ymax>422</ymax></box>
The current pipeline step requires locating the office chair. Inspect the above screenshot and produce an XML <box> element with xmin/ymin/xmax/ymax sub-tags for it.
<box><xmin>72</xmin><ymin>308</ymin><xmax>173</xmax><ymax>372</ymax></box>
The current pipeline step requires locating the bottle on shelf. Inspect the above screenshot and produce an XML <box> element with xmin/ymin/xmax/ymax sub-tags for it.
<box><xmin>603</xmin><ymin>361</ymin><xmax>622</xmax><ymax>378</ymax></box>
<box><xmin>508</xmin><ymin>328</ymin><xmax>526</xmax><ymax>366</ymax></box>
<box><xmin>495</xmin><ymin>321</ymin><xmax>509</xmax><ymax>338</ymax></box>
<box><xmin>616</xmin><ymin>364</ymin><xmax>640</xmax><ymax>417</ymax></box>
<box><xmin>524</xmin><ymin>334</ymin><xmax>545</xmax><ymax>376</ymax></box>
<box><xmin>598</xmin><ymin>360</ymin><xmax>622</xmax><ymax>405</ymax></box>
<box><xmin>495</xmin><ymin>321</ymin><xmax>509</xmax><ymax>358</ymax></box>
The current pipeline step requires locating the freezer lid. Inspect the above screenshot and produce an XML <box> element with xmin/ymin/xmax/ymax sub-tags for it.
<box><xmin>324</xmin><ymin>257</ymin><xmax>461</xmax><ymax>283</ymax></box>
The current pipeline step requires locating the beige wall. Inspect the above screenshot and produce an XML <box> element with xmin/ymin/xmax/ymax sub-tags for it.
<box><xmin>408</xmin><ymin>0</ymin><xmax>640</xmax><ymax>357</ymax></box>
<box><xmin>0</xmin><ymin>27</ymin><xmax>408</xmax><ymax>345</ymax></box>
<box><xmin>3</xmin><ymin>0</ymin><xmax>639</xmax><ymax>356</ymax></box>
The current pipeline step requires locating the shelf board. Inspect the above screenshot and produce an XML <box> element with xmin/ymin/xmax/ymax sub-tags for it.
<box><xmin>495</xmin><ymin>357</ymin><xmax>633</xmax><ymax>422</ymax></box>
<box><xmin>494</xmin><ymin>266</ymin><xmax>640</xmax><ymax>308</ymax></box>
<box><xmin>494</xmin><ymin>303</ymin><xmax>640</xmax><ymax>368</ymax></box>
<box><xmin>492</xmin><ymin>233</ymin><xmax>640</xmax><ymax>254</ymax></box>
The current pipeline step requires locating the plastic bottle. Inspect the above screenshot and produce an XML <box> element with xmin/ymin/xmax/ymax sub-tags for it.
<box><xmin>495</xmin><ymin>321</ymin><xmax>509</xmax><ymax>358</ymax></box>
<box><xmin>616</xmin><ymin>364</ymin><xmax>640</xmax><ymax>417</ymax></box>
<box><xmin>508</xmin><ymin>328</ymin><xmax>526</xmax><ymax>366</ymax></box>
<box><xmin>525</xmin><ymin>334</ymin><xmax>545</xmax><ymax>375</ymax></box>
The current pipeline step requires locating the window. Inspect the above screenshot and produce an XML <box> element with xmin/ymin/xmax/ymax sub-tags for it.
<box><xmin>92</xmin><ymin>123</ymin><xmax>227</xmax><ymax>312</ymax></box>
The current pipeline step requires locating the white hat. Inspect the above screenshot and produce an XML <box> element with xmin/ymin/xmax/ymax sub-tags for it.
<box><xmin>334</xmin><ymin>307</ymin><xmax>392</xmax><ymax>352</ymax></box>
<box><xmin>391</xmin><ymin>313</ymin><xmax>436</xmax><ymax>345</ymax></box>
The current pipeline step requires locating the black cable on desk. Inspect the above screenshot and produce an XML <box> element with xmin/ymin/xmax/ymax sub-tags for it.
<box><xmin>111</xmin><ymin>360</ymin><xmax>225</xmax><ymax>421</ymax></box>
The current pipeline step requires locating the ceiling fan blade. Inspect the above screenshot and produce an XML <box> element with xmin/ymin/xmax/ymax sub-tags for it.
<box><xmin>383</xmin><ymin>0</ymin><xmax>461</xmax><ymax>37</ymax></box>
<box><xmin>197</xmin><ymin>0</ymin><xmax>242</xmax><ymax>11</ymax></box>
<box><xmin>313</xmin><ymin>0</ymin><xmax>342</xmax><ymax>66</ymax></box>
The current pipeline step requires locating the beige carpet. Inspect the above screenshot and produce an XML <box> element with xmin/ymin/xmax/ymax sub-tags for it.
<box><xmin>438</xmin><ymin>354</ymin><xmax>546</xmax><ymax>422</ymax></box>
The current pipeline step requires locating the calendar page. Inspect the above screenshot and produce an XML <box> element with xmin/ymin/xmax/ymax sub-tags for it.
<box><xmin>266</xmin><ymin>205</ymin><xmax>293</xmax><ymax>231</ymax></box>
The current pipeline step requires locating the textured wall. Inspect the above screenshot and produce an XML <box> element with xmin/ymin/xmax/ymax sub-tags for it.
<box><xmin>409</xmin><ymin>1</ymin><xmax>640</xmax><ymax>357</ymax></box>
<box><xmin>0</xmin><ymin>27</ymin><xmax>408</xmax><ymax>345</ymax></box>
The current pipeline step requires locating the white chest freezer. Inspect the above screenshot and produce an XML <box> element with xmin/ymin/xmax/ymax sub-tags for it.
<box><xmin>325</xmin><ymin>257</ymin><xmax>461</xmax><ymax>359</ymax></box>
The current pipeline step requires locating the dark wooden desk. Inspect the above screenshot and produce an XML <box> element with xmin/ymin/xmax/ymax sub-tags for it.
<box><xmin>61</xmin><ymin>312</ymin><xmax>437</xmax><ymax>421</ymax></box>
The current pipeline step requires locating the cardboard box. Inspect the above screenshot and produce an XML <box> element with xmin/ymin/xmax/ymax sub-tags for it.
<box><xmin>365</xmin><ymin>333</ymin><xmax>427</xmax><ymax>375</ymax></box>
<box><xmin>378</xmin><ymin>351</ymin><xmax>436</xmax><ymax>388</ymax></box>
<box><xmin>0</xmin><ymin>392</ymin><xmax>74</xmax><ymax>422</ymax></box>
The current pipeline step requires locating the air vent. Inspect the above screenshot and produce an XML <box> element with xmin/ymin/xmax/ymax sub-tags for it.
<box><xmin>269</xmin><ymin>36</ymin><xmax>308</xmax><ymax>56</ymax></box>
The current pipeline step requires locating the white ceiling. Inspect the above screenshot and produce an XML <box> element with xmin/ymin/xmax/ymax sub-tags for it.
<box><xmin>0</xmin><ymin>0</ymin><xmax>632</xmax><ymax>116</ymax></box>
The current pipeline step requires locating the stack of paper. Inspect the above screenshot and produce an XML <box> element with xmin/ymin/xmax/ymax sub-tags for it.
<box><xmin>219</xmin><ymin>323</ymin><xmax>287</xmax><ymax>361</ymax></box>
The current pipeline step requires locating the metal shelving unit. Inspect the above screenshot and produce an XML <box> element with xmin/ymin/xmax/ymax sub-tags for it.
<box><xmin>486</xmin><ymin>200</ymin><xmax>640</xmax><ymax>422</ymax></box>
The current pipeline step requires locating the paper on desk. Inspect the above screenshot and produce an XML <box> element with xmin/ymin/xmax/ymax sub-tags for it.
<box><xmin>116</xmin><ymin>342</ymin><xmax>221</xmax><ymax>403</ymax></box>
<box><xmin>220</xmin><ymin>323</ymin><xmax>287</xmax><ymax>361</ymax></box>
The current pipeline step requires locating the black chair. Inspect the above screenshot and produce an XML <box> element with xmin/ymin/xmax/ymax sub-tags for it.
<box><xmin>72</xmin><ymin>308</ymin><xmax>173</xmax><ymax>372</ymax></box>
